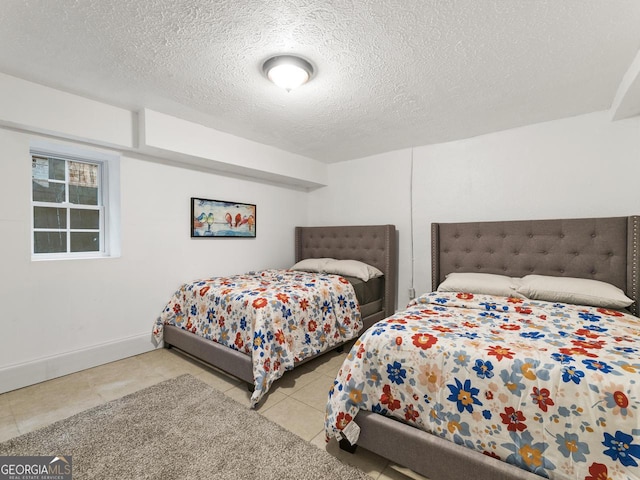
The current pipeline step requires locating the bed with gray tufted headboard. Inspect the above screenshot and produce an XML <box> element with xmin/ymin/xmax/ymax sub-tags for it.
<box><xmin>161</xmin><ymin>224</ymin><xmax>397</xmax><ymax>402</ymax></box>
<box><xmin>333</xmin><ymin>215</ymin><xmax>639</xmax><ymax>480</ymax></box>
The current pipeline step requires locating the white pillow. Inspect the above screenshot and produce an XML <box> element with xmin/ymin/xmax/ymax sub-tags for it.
<box><xmin>324</xmin><ymin>259</ymin><xmax>384</xmax><ymax>282</ymax></box>
<box><xmin>290</xmin><ymin>257</ymin><xmax>335</xmax><ymax>273</ymax></box>
<box><xmin>517</xmin><ymin>275</ymin><xmax>633</xmax><ymax>309</ymax></box>
<box><xmin>437</xmin><ymin>272</ymin><xmax>523</xmax><ymax>298</ymax></box>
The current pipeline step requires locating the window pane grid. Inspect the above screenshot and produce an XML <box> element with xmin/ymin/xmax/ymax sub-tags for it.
<box><xmin>32</xmin><ymin>154</ymin><xmax>104</xmax><ymax>256</ymax></box>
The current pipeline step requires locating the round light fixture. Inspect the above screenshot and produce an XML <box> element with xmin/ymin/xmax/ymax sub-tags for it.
<box><xmin>262</xmin><ymin>55</ymin><xmax>314</xmax><ymax>92</ymax></box>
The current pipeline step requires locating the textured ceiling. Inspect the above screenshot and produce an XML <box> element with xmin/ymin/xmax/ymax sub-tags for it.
<box><xmin>1</xmin><ymin>1</ymin><xmax>639</xmax><ymax>163</ymax></box>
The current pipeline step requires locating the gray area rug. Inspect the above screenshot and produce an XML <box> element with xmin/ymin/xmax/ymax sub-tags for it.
<box><xmin>0</xmin><ymin>374</ymin><xmax>371</xmax><ymax>479</ymax></box>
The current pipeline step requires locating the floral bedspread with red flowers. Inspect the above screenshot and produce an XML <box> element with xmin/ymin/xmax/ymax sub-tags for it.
<box><xmin>153</xmin><ymin>269</ymin><xmax>361</xmax><ymax>407</ymax></box>
<box><xmin>325</xmin><ymin>292</ymin><xmax>640</xmax><ymax>480</ymax></box>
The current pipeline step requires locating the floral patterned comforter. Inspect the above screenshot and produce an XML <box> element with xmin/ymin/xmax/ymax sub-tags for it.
<box><xmin>154</xmin><ymin>269</ymin><xmax>361</xmax><ymax>406</ymax></box>
<box><xmin>325</xmin><ymin>292</ymin><xmax>640</xmax><ymax>480</ymax></box>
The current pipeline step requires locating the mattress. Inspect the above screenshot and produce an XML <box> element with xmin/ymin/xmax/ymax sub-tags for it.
<box><xmin>343</xmin><ymin>275</ymin><xmax>384</xmax><ymax>305</ymax></box>
<box><xmin>343</xmin><ymin>275</ymin><xmax>384</xmax><ymax>320</ymax></box>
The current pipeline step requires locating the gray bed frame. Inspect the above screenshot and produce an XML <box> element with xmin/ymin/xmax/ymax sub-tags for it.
<box><xmin>342</xmin><ymin>215</ymin><xmax>639</xmax><ymax>480</ymax></box>
<box><xmin>163</xmin><ymin>224</ymin><xmax>397</xmax><ymax>390</ymax></box>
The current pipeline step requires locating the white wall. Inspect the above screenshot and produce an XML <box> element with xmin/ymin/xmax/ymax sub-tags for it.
<box><xmin>0</xmin><ymin>73</ymin><xmax>323</xmax><ymax>392</ymax></box>
<box><xmin>2</xmin><ymin>75</ymin><xmax>639</xmax><ymax>393</ymax></box>
<box><xmin>307</xmin><ymin>149</ymin><xmax>413</xmax><ymax>311</ymax></box>
<box><xmin>0</xmin><ymin>128</ymin><xmax>308</xmax><ymax>391</ymax></box>
<box><xmin>309</xmin><ymin>111</ymin><xmax>640</xmax><ymax>308</ymax></box>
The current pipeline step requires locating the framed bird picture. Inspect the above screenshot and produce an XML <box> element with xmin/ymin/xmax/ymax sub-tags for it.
<box><xmin>190</xmin><ymin>197</ymin><xmax>256</xmax><ymax>238</ymax></box>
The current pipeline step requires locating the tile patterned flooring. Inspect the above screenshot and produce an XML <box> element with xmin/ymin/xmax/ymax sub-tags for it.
<box><xmin>0</xmin><ymin>347</ymin><xmax>428</xmax><ymax>480</ymax></box>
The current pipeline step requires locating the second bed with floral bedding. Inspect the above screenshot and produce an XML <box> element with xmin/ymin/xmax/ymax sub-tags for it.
<box><xmin>326</xmin><ymin>291</ymin><xmax>640</xmax><ymax>479</ymax></box>
<box><xmin>154</xmin><ymin>269</ymin><xmax>361</xmax><ymax>406</ymax></box>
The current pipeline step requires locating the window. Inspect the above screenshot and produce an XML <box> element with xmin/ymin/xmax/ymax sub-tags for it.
<box><xmin>30</xmin><ymin>142</ymin><xmax>120</xmax><ymax>259</ymax></box>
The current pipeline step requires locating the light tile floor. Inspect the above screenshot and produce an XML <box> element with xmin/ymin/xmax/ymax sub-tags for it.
<box><xmin>0</xmin><ymin>347</ymin><xmax>428</xmax><ymax>480</ymax></box>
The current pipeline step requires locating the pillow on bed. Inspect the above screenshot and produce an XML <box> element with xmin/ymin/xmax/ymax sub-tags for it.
<box><xmin>290</xmin><ymin>257</ymin><xmax>335</xmax><ymax>273</ymax></box>
<box><xmin>516</xmin><ymin>274</ymin><xmax>633</xmax><ymax>309</ymax></box>
<box><xmin>323</xmin><ymin>259</ymin><xmax>384</xmax><ymax>282</ymax></box>
<box><xmin>437</xmin><ymin>272</ymin><xmax>523</xmax><ymax>298</ymax></box>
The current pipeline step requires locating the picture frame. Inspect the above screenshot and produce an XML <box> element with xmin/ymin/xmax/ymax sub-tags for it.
<box><xmin>190</xmin><ymin>197</ymin><xmax>256</xmax><ymax>238</ymax></box>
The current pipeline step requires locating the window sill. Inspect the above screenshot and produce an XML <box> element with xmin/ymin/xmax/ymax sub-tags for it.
<box><xmin>31</xmin><ymin>252</ymin><xmax>121</xmax><ymax>262</ymax></box>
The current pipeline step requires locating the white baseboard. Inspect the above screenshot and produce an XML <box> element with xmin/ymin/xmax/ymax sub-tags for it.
<box><xmin>0</xmin><ymin>333</ymin><xmax>160</xmax><ymax>394</ymax></box>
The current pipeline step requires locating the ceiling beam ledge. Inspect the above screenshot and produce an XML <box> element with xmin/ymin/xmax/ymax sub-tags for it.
<box><xmin>138</xmin><ymin>109</ymin><xmax>327</xmax><ymax>190</ymax></box>
<box><xmin>0</xmin><ymin>72</ymin><xmax>135</xmax><ymax>149</ymax></box>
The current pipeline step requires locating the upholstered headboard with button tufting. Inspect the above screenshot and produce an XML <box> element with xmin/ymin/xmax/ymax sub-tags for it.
<box><xmin>432</xmin><ymin>216</ymin><xmax>640</xmax><ymax>316</ymax></box>
<box><xmin>295</xmin><ymin>225</ymin><xmax>397</xmax><ymax>321</ymax></box>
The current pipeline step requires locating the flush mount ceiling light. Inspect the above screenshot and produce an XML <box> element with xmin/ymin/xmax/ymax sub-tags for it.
<box><xmin>262</xmin><ymin>55</ymin><xmax>314</xmax><ymax>92</ymax></box>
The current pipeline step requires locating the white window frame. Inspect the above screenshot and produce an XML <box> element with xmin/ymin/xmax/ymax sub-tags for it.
<box><xmin>30</xmin><ymin>140</ymin><xmax>121</xmax><ymax>260</ymax></box>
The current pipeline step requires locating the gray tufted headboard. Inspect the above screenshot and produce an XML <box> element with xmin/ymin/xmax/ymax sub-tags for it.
<box><xmin>295</xmin><ymin>225</ymin><xmax>397</xmax><ymax>318</ymax></box>
<box><xmin>432</xmin><ymin>216</ymin><xmax>640</xmax><ymax>316</ymax></box>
